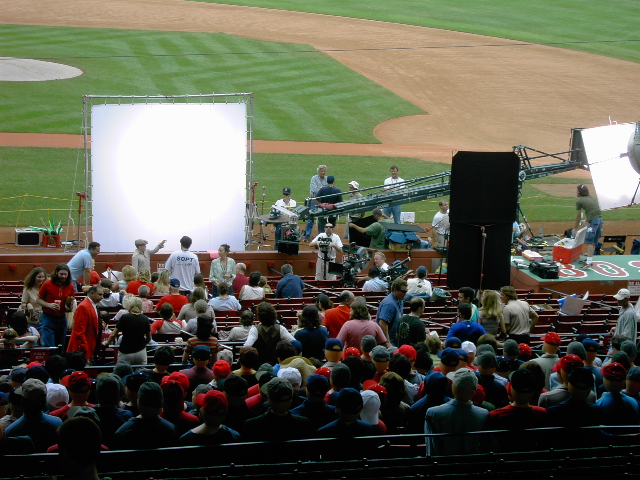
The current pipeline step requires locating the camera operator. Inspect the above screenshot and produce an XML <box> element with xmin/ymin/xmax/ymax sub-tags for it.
<box><xmin>310</xmin><ymin>223</ymin><xmax>343</xmax><ymax>281</ymax></box>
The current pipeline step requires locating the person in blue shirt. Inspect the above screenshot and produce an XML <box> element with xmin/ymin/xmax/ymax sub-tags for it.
<box><xmin>376</xmin><ymin>278</ymin><xmax>407</xmax><ymax>346</ymax></box>
<box><xmin>67</xmin><ymin>242</ymin><xmax>100</xmax><ymax>290</ymax></box>
<box><xmin>275</xmin><ymin>264</ymin><xmax>304</xmax><ymax>298</ymax></box>
<box><xmin>447</xmin><ymin>304</ymin><xmax>486</xmax><ymax>344</ymax></box>
<box><xmin>596</xmin><ymin>362</ymin><xmax>639</xmax><ymax>429</ymax></box>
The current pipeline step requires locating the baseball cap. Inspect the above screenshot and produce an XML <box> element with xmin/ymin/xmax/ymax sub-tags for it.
<box><xmin>626</xmin><ymin>366</ymin><xmax>640</xmax><ymax>382</ymax></box>
<box><xmin>9</xmin><ymin>367</ymin><xmax>27</xmax><ymax>384</ymax></box>
<box><xmin>509</xmin><ymin>368</ymin><xmax>536</xmax><ymax>394</ymax></box>
<box><xmin>192</xmin><ymin>345</ymin><xmax>211</xmax><ymax>361</ymax></box>
<box><xmin>476</xmin><ymin>352</ymin><xmax>498</xmax><ymax>369</ymax></box>
<box><xmin>582</xmin><ymin>338</ymin><xmax>599</xmax><ymax>352</ymax></box>
<box><xmin>461</xmin><ymin>341</ymin><xmax>477</xmax><ymax>356</ymax></box>
<box><xmin>266</xmin><ymin>377</ymin><xmax>293</xmax><ymax>402</ymax></box>
<box><xmin>362</xmin><ymin>380</ymin><xmax>388</xmax><ymax>405</ymax></box>
<box><xmin>314</xmin><ymin>367</ymin><xmax>332</xmax><ymax>380</ymax></box>
<box><xmin>416</xmin><ymin>266</ymin><xmax>428</xmax><ymax>276</ymax></box>
<box><xmin>423</xmin><ymin>372</ymin><xmax>448</xmax><ymax>396</ymax></box>
<box><xmin>371</xmin><ymin>345</ymin><xmax>390</xmax><ymax>362</ymax></box>
<box><xmin>457</xmin><ymin>349</ymin><xmax>469</xmax><ymax>363</ymax></box>
<box><xmin>552</xmin><ymin>354</ymin><xmax>583</xmax><ymax>373</ymax></box>
<box><xmin>360</xmin><ymin>389</ymin><xmax>381</xmax><ymax>425</ymax></box>
<box><xmin>46</xmin><ymin>383</ymin><xmax>70</xmax><ymax>409</ymax></box>
<box><xmin>21</xmin><ymin>378</ymin><xmax>47</xmax><ymax>402</ymax></box>
<box><xmin>282</xmin><ymin>187</ymin><xmax>292</xmax><ymax>195</ymax></box>
<box><xmin>348</xmin><ymin>181</ymin><xmax>359</xmax><ymax>189</ymax></box>
<box><xmin>437</xmin><ymin>347</ymin><xmax>460</xmax><ymax>367</ymax></box>
<box><xmin>223</xmin><ymin>374</ymin><xmax>248</xmax><ymax>396</ymax></box>
<box><xmin>335</xmin><ymin>387</ymin><xmax>363</xmax><ymax>415</ymax></box>
<box><xmin>161</xmin><ymin>371</ymin><xmax>190</xmax><ymax>394</ymax></box>
<box><xmin>602</xmin><ymin>362</ymin><xmax>627</xmax><ymax>381</ymax></box>
<box><xmin>213</xmin><ymin>360</ymin><xmax>231</xmax><ymax>379</ymax></box>
<box><xmin>135</xmin><ymin>239</ymin><xmax>148</xmax><ymax>247</ymax></box>
<box><xmin>61</xmin><ymin>371</ymin><xmax>92</xmax><ymax>393</ymax></box>
<box><xmin>169</xmin><ymin>278</ymin><xmax>181</xmax><ymax>288</ymax></box>
<box><xmin>396</xmin><ymin>344</ymin><xmax>417</xmax><ymax>361</ymax></box>
<box><xmin>327</xmin><ymin>175</ymin><xmax>335</xmax><ymax>183</ymax></box>
<box><xmin>343</xmin><ymin>347</ymin><xmax>362</xmax><ymax>359</ymax></box>
<box><xmin>277</xmin><ymin>367</ymin><xmax>302</xmax><ymax>392</ymax></box>
<box><xmin>138</xmin><ymin>381</ymin><xmax>163</xmax><ymax>408</ymax></box>
<box><xmin>503</xmin><ymin>339</ymin><xmax>520</xmax><ymax>357</ymax></box>
<box><xmin>67</xmin><ymin>406</ymin><xmax>100</xmax><ymax>424</ymax></box>
<box><xmin>518</xmin><ymin>343</ymin><xmax>532</xmax><ymax>359</ymax></box>
<box><xmin>123</xmin><ymin>371</ymin><xmax>148</xmax><ymax>392</ymax></box>
<box><xmin>613</xmin><ymin>288</ymin><xmax>631</xmax><ymax>300</ymax></box>
<box><xmin>542</xmin><ymin>332</ymin><xmax>561</xmax><ymax>346</ymax></box>
<box><xmin>447</xmin><ymin>368</ymin><xmax>478</xmax><ymax>390</ymax></box>
<box><xmin>445</xmin><ymin>337</ymin><xmax>462</xmax><ymax>348</ymax></box>
<box><xmin>325</xmin><ymin>338</ymin><xmax>343</xmax><ymax>352</ymax></box>
<box><xmin>197</xmin><ymin>389</ymin><xmax>228</xmax><ymax>415</ymax></box>
<box><xmin>568</xmin><ymin>367</ymin><xmax>594</xmax><ymax>390</ymax></box>
<box><xmin>361</xmin><ymin>335</ymin><xmax>377</xmax><ymax>353</ymax></box>
<box><xmin>496</xmin><ymin>356</ymin><xmax>511</xmax><ymax>373</ymax></box>
<box><xmin>305</xmin><ymin>374</ymin><xmax>329</xmax><ymax>396</ymax></box>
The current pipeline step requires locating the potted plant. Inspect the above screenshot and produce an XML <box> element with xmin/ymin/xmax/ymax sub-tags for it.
<box><xmin>29</xmin><ymin>217</ymin><xmax>64</xmax><ymax>248</ymax></box>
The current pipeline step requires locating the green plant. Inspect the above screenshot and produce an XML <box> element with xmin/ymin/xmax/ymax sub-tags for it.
<box><xmin>30</xmin><ymin>216</ymin><xmax>64</xmax><ymax>235</ymax></box>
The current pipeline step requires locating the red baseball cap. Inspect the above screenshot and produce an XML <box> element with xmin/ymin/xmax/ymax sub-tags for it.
<box><xmin>396</xmin><ymin>345</ymin><xmax>417</xmax><ymax>361</ymax></box>
<box><xmin>196</xmin><ymin>389</ymin><xmax>228</xmax><ymax>415</ymax></box>
<box><xmin>542</xmin><ymin>332</ymin><xmax>561</xmax><ymax>346</ymax></box>
<box><xmin>343</xmin><ymin>347</ymin><xmax>362</xmax><ymax>359</ymax></box>
<box><xmin>552</xmin><ymin>354</ymin><xmax>583</xmax><ymax>373</ymax></box>
<box><xmin>161</xmin><ymin>371</ymin><xmax>190</xmax><ymax>394</ymax></box>
<box><xmin>61</xmin><ymin>371</ymin><xmax>91</xmax><ymax>393</ymax></box>
<box><xmin>602</xmin><ymin>362</ymin><xmax>627</xmax><ymax>381</ymax></box>
<box><xmin>315</xmin><ymin>367</ymin><xmax>332</xmax><ymax>380</ymax></box>
<box><xmin>518</xmin><ymin>343</ymin><xmax>533</xmax><ymax>358</ymax></box>
<box><xmin>213</xmin><ymin>360</ymin><xmax>231</xmax><ymax>379</ymax></box>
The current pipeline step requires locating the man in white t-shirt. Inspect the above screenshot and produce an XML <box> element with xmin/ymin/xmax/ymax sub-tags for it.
<box><xmin>165</xmin><ymin>236</ymin><xmax>200</xmax><ymax>293</ymax></box>
<box><xmin>430</xmin><ymin>200</ymin><xmax>450</xmax><ymax>248</ymax></box>
<box><xmin>274</xmin><ymin>187</ymin><xmax>297</xmax><ymax>249</ymax></box>
<box><xmin>383</xmin><ymin>165</ymin><xmax>404</xmax><ymax>224</ymax></box>
<box><xmin>310</xmin><ymin>223</ymin><xmax>343</xmax><ymax>281</ymax></box>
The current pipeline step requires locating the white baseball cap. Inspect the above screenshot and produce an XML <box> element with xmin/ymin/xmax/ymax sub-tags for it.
<box><xmin>348</xmin><ymin>181</ymin><xmax>359</xmax><ymax>189</ymax></box>
<box><xmin>613</xmin><ymin>288</ymin><xmax>631</xmax><ymax>300</ymax></box>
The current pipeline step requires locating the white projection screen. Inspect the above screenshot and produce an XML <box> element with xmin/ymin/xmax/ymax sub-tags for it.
<box><xmin>581</xmin><ymin>123</ymin><xmax>640</xmax><ymax>211</ymax></box>
<box><xmin>90</xmin><ymin>101</ymin><xmax>249</xmax><ymax>253</ymax></box>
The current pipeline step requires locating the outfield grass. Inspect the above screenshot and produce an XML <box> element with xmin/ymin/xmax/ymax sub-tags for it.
<box><xmin>0</xmin><ymin>25</ymin><xmax>423</xmax><ymax>141</ymax></box>
<box><xmin>203</xmin><ymin>0</ymin><xmax>640</xmax><ymax>63</ymax></box>
<box><xmin>2</xmin><ymin>146</ymin><xmax>637</xmax><ymax>228</ymax></box>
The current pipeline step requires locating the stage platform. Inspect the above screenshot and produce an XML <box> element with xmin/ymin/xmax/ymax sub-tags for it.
<box><xmin>511</xmin><ymin>255</ymin><xmax>640</xmax><ymax>296</ymax></box>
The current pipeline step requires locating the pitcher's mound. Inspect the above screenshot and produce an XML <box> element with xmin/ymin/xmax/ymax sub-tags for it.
<box><xmin>0</xmin><ymin>57</ymin><xmax>82</xmax><ymax>81</ymax></box>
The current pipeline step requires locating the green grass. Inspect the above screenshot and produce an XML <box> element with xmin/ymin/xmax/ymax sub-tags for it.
<box><xmin>201</xmin><ymin>0</ymin><xmax>640</xmax><ymax>62</ymax></box>
<box><xmin>2</xmin><ymin>147</ymin><xmax>637</xmax><ymax>228</ymax></box>
<box><xmin>0</xmin><ymin>25</ymin><xmax>423</xmax><ymax>141</ymax></box>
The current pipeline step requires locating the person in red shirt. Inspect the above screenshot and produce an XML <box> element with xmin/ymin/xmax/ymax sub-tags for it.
<box><xmin>67</xmin><ymin>285</ymin><xmax>103</xmax><ymax>362</ymax></box>
<box><xmin>488</xmin><ymin>368</ymin><xmax>547</xmax><ymax>451</ymax></box>
<box><xmin>155</xmin><ymin>279</ymin><xmax>188</xmax><ymax>313</ymax></box>
<box><xmin>323</xmin><ymin>290</ymin><xmax>354</xmax><ymax>338</ymax></box>
<box><xmin>125</xmin><ymin>268</ymin><xmax>155</xmax><ymax>295</ymax></box>
<box><xmin>231</xmin><ymin>263</ymin><xmax>249</xmax><ymax>295</ymax></box>
<box><xmin>37</xmin><ymin>264</ymin><xmax>76</xmax><ymax>348</ymax></box>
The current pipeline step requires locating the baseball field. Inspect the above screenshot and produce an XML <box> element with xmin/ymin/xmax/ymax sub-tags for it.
<box><xmin>0</xmin><ymin>0</ymin><xmax>639</xmax><ymax>233</ymax></box>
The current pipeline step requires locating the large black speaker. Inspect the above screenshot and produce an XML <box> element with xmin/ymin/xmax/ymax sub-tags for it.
<box><xmin>449</xmin><ymin>151</ymin><xmax>520</xmax><ymax>225</ymax></box>
<box><xmin>447</xmin><ymin>151</ymin><xmax>520</xmax><ymax>290</ymax></box>
<box><xmin>447</xmin><ymin>223</ymin><xmax>513</xmax><ymax>290</ymax></box>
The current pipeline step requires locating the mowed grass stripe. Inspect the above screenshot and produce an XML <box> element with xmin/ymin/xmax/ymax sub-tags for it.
<box><xmin>0</xmin><ymin>25</ymin><xmax>423</xmax><ymax>141</ymax></box>
<box><xmin>202</xmin><ymin>0</ymin><xmax>640</xmax><ymax>63</ymax></box>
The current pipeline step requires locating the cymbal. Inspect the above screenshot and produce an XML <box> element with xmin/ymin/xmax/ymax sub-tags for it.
<box><xmin>258</xmin><ymin>214</ymin><xmax>291</xmax><ymax>224</ymax></box>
